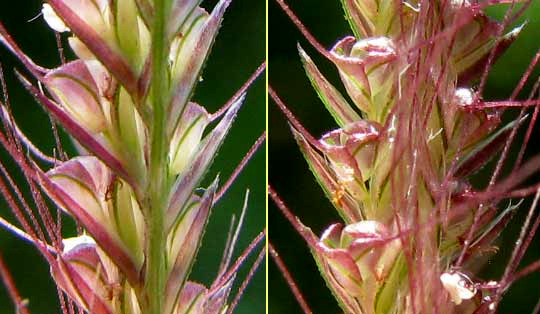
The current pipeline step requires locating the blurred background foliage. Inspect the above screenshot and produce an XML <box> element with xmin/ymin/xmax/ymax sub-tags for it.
<box><xmin>0</xmin><ymin>0</ymin><xmax>265</xmax><ymax>313</ymax></box>
<box><xmin>269</xmin><ymin>1</ymin><xmax>540</xmax><ymax>313</ymax></box>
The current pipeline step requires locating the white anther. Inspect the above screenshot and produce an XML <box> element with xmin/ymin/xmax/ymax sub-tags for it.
<box><xmin>440</xmin><ymin>271</ymin><xmax>477</xmax><ymax>305</ymax></box>
<box><xmin>42</xmin><ymin>4</ymin><xmax>70</xmax><ymax>33</ymax></box>
<box><xmin>454</xmin><ymin>88</ymin><xmax>475</xmax><ymax>107</ymax></box>
<box><xmin>62</xmin><ymin>235</ymin><xmax>95</xmax><ymax>254</ymax></box>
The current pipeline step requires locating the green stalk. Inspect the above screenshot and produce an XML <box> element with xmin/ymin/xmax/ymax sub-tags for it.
<box><xmin>145</xmin><ymin>0</ymin><xmax>171</xmax><ymax>312</ymax></box>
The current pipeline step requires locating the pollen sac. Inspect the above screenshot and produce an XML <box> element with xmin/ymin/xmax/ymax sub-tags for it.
<box><xmin>442</xmin><ymin>87</ymin><xmax>500</xmax><ymax>148</ymax></box>
<box><xmin>440</xmin><ymin>270</ymin><xmax>477</xmax><ymax>305</ymax></box>
<box><xmin>42</xmin><ymin>4</ymin><xmax>70</xmax><ymax>32</ymax></box>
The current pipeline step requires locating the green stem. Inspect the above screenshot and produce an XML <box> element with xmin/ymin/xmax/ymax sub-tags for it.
<box><xmin>145</xmin><ymin>0</ymin><xmax>170</xmax><ymax>313</ymax></box>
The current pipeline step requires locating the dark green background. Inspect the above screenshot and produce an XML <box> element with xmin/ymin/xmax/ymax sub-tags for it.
<box><xmin>0</xmin><ymin>0</ymin><xmax>265</xmax><ymax>313</ymax></box>
<box><xmin>269</xmin><ymin>1</ymin><xmax>540</xmax><ymax>313</ymax></box>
